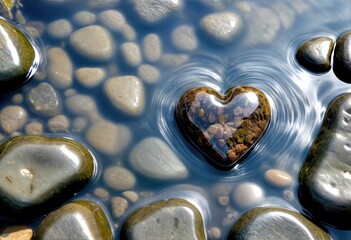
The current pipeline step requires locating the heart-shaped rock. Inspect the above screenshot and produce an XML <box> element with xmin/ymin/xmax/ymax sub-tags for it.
<box><xmin>176</xmin><ymin>86</ymin><xmax>270</xmax><ymax>170</ymax></box>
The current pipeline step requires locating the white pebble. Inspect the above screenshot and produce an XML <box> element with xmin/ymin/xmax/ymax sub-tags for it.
<box><xmin>111</xmin><ymin>197</ymin><xmax>128</xmax><ymax>218</ymax></box>
<box><xmin>120</xmin><ymin>42</ymin><xmax>142</xmax><ymax>67</ymax></box>
<box><xmin>66</xmin><ymin>94</ymin><xmax>97</xmax><ymax>115</ymax></box>
<box><xmin>104</xmin><ymin>76</ymin><xmax>145</xmax><ymax>116</ymax></box>
<box><xmin>47</xmin><ymin>19</ymin><xmax>72</xmax><ymax>39</ymax></box>
<box><xmin>264</xmin><ymin>169</ymin><xmax>293</xmax><ymax>187</ymax></box>
<box><xmin>143</xmin><ymin>33</ymin><xmax>162</xmax><ymax>63</ymax></box>
<box><xmin>25</xmin><ymin>121</ymin><xmax>44</xmax><ymax>135</ymax></box>
<box><xmin>86</xmin><ymin>120</ymin><xmax>132</xmax><ymax>155</ymax></box>
<box><xmin>73</xmin><ymin>11</ymin><xmax>96</xmax><ymax>26</ymax></box>
<box><xmin>75</xmin><ymin>67</ymin><xmax>106</xmax><ymax>87</ymax></box>
<box><xmin>47</xmin><ymin>114</ymin><xmax>70</xmax><ymax>133</ymax></box>
<box><xmin>138</xmin><ymin>64</ymin><xmax>161</xmax><ymax>84</ymax></box>
<box><xmin>200</xmin><ymin>12</ymin><xmax>242</xmax><ymax>43</ymax></box>
<box><xmin>233</xmin><ymin>182</ymin><xmax>264</xmax><ymax>208</ymax></box>
<box><xmin>171</xmin><ymin>24</ymin><xmax>198</xmax><ymax>51</ymax></box>
<box><xmin>122</xmin><ymin>191</ymin><xmax>139</xmax><ymax>202</ymax></box>
<box><xmin>70</xmin><ymin>25</ymin><xmax>115</xmax><ymax>61</ymax></box>
<box><xmin>47</xmin><ymin>47</ymin><xmax>73</xmax><ymax>89</ymax></box>
<box><xmin>0</xmin><ymin>106</ymin><xmax>28</xmax><ymax>134</ymax></box>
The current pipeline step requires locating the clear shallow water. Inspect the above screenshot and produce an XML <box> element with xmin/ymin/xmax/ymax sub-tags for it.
<box><xmin>1</xmin><ymin>0</ymin><xmax>351</xmax><ymax>239</ymax></box>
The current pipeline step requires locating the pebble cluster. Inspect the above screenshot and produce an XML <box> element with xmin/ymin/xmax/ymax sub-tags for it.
<box><xmin>0</xmin><ymin>0</ymin><xmax>350</xmax><ymax>239</ymax></box>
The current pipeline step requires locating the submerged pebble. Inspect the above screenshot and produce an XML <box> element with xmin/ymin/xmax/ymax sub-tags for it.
<box><xmin>120</xmin><ymin>198</ymin><xmax>205</xmax><ymax>240</ymax></box>
<box><xmin>73</xmin><ymin>11</ymin><xmax>96</xmax><ymax>26</ymax></box>
<box><xmin>47</xmin><ymin>114</ymin><xmax>70</xmax><ymax>132</ymax></box>
<box><xmin>0</xmin><ymin>136</ymin><xmax>95</xmax><ymax>220</ymax></box>
<box><xmin>129</xmin><ymin>137</ymin><xmax>188</xmax><ymax>180</ymax></box>
<box><xmin>0</xmin><ymin>18</ymin><xmax>36</xmax><ymax>92</ymax></box>
<box><xmin>264</xmin><ymin>169</ymin><xmax>293</xmax><ymax>187</ymax></box>
<box><xmin>47</xmin><ymin>19</ymin><xmax>73</xmax><ymax>39</ymax></box>
<box><xmin>103</xmin><ymin>166</ymin><xmax>136</xmax><ymax>190</ymax></box>
<box><xmin>233</xmin><ymin>182</ymin><xmax>264</xmax><ymax>208</ymax></box>
<box><xmin>0</xmin><ymin>225</ymin><xmax>33</xmax><ymax>240</ymax></box>
<box><xmin>35</xmin><ymin>201</ymin><xmax>112</xmax><ymax>240</ymax></box>
<box><xmin>120</xmin><ymin>42</ymin><xmax>142</xmax><ymax>67</ymax></box>
<box><xmin>138</xmin><ymin>64</ymin><xmax>161</xmax><ymax>84</ymax></box>
<box><xmin>47</xmin><ymin>47</ymin><xmax>73</xmax><ymax>89</ymax></box>
<box><xmin>143</xmin><ymin>33</ymin><xmax>162</xmax><ymax>63</ymax></box>
<box><xmin>200</xmin><ymin>12</ymin><xmax>242</xmax><ymax>43</ymax></box>
<box><xmin>171</xmin><ymin>24</ymin><xmax>198</xmax><ymax>51</ymax></box>
<box><xmin>0</xmin><ymin>105</ymin><xmax>28</xmax><ymax>134</ymax></box>
<box><xmin>104</xmin><ymin>76</ymin><xmax>145</xmax><ymax>116</ymax></box>
<box><xmin>70</xmin><ymin>25</ymin><xmax>115</xmax><ymax>61</ymax></box>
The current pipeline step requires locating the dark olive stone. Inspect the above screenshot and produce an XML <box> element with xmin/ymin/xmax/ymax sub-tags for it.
<box><xmin>298</xmin><ymin>93</ymin><xmax>351</xmax><ymax>229</ymax></box>
<box><xmin>0</xmin><ymin>18</ymin><xmax>36</xmax><ymax>92</ymax></box>
<box><xmin>35</xmin><ymin>201</ymin><xmax>112</xmax><ymax>240</ymax></box>
<box><xmin>227</xmin><ymin>207</ymin><xmax>331</xmax><ymax>240</ymax></box>
<box><xmin>333</xmin><ymin>31</ymin><xmax>351</xmax><ymax>83</ymax></box>
<box><xmin>0</xmin><ymin>135</ymin><xmax>95</xmax><ymax>221</ymax></box>
<box><xmin>296</xmin><ymin>36</ymin><xmax>335</xmax><ymax>73</ymax></box>
<box><xmin>175</xmin><ymin>86</ymin><xmax>270</xmax><ymax>170</ymax></box>
<box><xmin>120</xmin><ymin>198</ymin><xmax>206</xmax><ymax>240</ymax></box>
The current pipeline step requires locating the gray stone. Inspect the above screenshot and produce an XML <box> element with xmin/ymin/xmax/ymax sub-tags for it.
<box><xmin>333</xmin><ymin>31</ymin><xmax>351</xmax><ymax>83</ymax></box>
<box><xmin>0</xmin><ymin>18</ymin><xmax>36</xmax><ymax>92</ymax></box>
<box><xmin>86</xmin><ymin>120</ymin><xmax>132</xmax><ymax>155</ymax></box>
<box><xmin>296</xmin><ymin>37</ymin><xmax>335</xmax><ymax>73</ymax></box>
<box><xmin>70</xmin><ymin>25</ymin><xmax>115</xmax><ymax>61</ymax></box>
<box><xmin>299</xmin><ymin>93</ymin><xmax>351</xmax><ymax>229</ymax></box>
<box><xmin>103</xmin><ymin>166</ymin><xmax>136</xmax><ymax>190</ymax></box>
<box><xmin>104</xmin><ymin>76</ymin><xmax>145</xmax><ymax>116</ymax></box>
<box><xmin>129</xmin><ymin>137</ymin><xmax>188</xmax><ymax>180</ymax></box>
<box><xmin>200</xmin><ymin>12</ymin><xmax>242</xmax><ymax>43</ymax></box>
<box><xmin>131</xmin><ymin>0</ymin><xmax>183</xmax><ymax>23</ymax></box>
<box><xmin>0</xmin><ymin>106</ymin><xmax>28</xmax><ymax>134</ymax></box>
<box><xmin>120</xmin><ymin>198</ymin><xmax>205</xmax><ymax>240</ymax></box>
<box><xmin>27</xmin><ymin>82</ymin><xmax>61</xmax><ymax>117</ymax></box>
<box><xmin>0</xmin><ymin>136</ymin><xmax>95</xmax><ymax>221</ymax></box>
<box><xmin>47</xmin><ymin>47</ymin><xmax>73</xmax><ymax>89</ymax></box>
<box><xmin>35</xmin><ymin>201</ymin><xmax>112</xmax><ymax>240</ymax></box>
<box><xmin>227</xmin><ymin>207</ymin><xmax>331</xmax><ymax>240</ymax></box>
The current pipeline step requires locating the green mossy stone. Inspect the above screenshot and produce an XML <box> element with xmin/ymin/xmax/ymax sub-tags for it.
<box><xmin>120</xmin><ymin>198</ymin><xmax>206</xmax><ymax>240</ymax></box>
<box><xmin>0</xmin><ymin>17</ymin><xmax>35</xmax><ymax>92</ymax></box>
<box><xmin>0</xmin><ymin>135</ymin><xmax>95</xmax><ymax>221</ymax></box>
<box><xmin>298</xmin><ymin>93</ymin><xmax>351</xmax><ymax>229</ymax></box>
<box><xmin>35</xmin><ymin>201</ymin><xmax>113</xmax><ymax>240</ymax></box>
<box><xmin>227</xmin><ymin>207</ymin><xmax>331</xmax><ymax>240</ymax></box>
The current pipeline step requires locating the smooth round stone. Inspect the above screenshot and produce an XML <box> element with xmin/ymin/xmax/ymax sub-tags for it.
<box><xmin>0</xmin><ymin>225</ymin><xmax>33</xmax><ymax>240</ymax></box>
<box><xmin>75</xmin><ymin>67</ymin><xmax>106</xmax><ymax>87</ymax></box>
<box><xmin>200</xmin><ymin>12</ymin><xmax>242</xmax><ymax>43</ymax></box>
<box><xmin>299</xmin><ymin>93</ymin><xmax>351</xmax><ymax>229</ymax></box>
<box><xmin>244</xmin><ymin>7</ymin><xmax>280</xmax><ymax>45</ymax></box>
<box><xmin>35</xmin><ymin>201</ymin><xmax>112</xmax><ymax>240</ymax></box>
<box><xmin>104</xmin><ymin>76</ymin><xmax>145</xmax><ymax>116</ymax></box>
<box><xmin>27</xmin><ymin>82</ymin><xmax>61</xmax><ymax>117</ymax></box>
<box><xmin>143</xmin><ymin>33</ymin><xmax>162</xmax><ymax>63</ymax></box>
<box><xmin>120</xmin><ymin>42</ymin><xmax>142</xmax><ymax>67</ymax></box>
<box><xmin>333</xmin><ymin>31</ymin><xmax>351</xmax><ymax>83</ymax></box>
<box><xmin>47</xmin><ymin>47</ymin><xmax>73</xmax><ymax>89</ymax></box>
<box><xmin>208</xmin><ymin>227</ymin><xmax>221</xmax><ymax>239</ymax></box>
<box><xmin>71</xmin><ymin>116</ymin><xmax>89</xmax><ymax>133</ymax></box>
<box><xmin>47</xmin><ymin>19</ymin><xmax>73</xmax><ymax>39</ymax></box>
<box><xmin>86</xmin><ymin>120</ymin><xmax>132</xmax><ymax>155</ymax></box>
<box><xmin>233</xmin><ymin>182</ymin><xmax>264</xmax><ymax>208</ymax></box>
<box><xmin>98</xmin><ymin>10</ymin><xmax>126</xmax><ymax>32</ymax></box>
<box><xmin>88</xmin><ymin>0</ymin><xmax>121</xmax><ymax>8</ymax></box>
<box><xmin>296</xmin><ymin>37</ymin><xmax>335</xmax><ymax>73</ymax></box>
<box><xmin>65</xmin><ymin>94</ymin><xmax>97</xmax><ymax>115</ymax></box>
<box><xmin>138</xmin><ymin>64</ymin><xmax>161</xmax><ymax>84</ymax></box>
<box><xmin>121</xmin><ymin>24</ymin><xmax>137</xmax><ymax>41</ymax></box>
<box><xmin>129</xmin><ymin>137</ymin><xmax>188</xmax><ymax>180</ymax></box>
<box><xmin>264</xmin><ymin>169</ymin><xmax>293</xmax><ymax>187</ymax></box>
<box><xmin>103</xmin><ymin>166</ymin><xmax>136</xmax><ymax>190</ymax></box>
<box><xmin>161</xmin><ymin>53</ymin><xmax>189</xmax><ymax>67</ymax></box>
<box><xmin>227</xmin><ymin>207</ymin><xmax>331</xmax><ymax>239</ymax></box>
<box><xmin>0</xmin><ymin>106</ymin><xmax>27</xmax><ymax>134</ymax></box>
<box><xmin>176</xmin><ymin>86</ymin><xmax>270</xmax><ymax>169</ymax></box>
<box><xmin>0</xmin><ymin>18</ymin><xmax>36</xmax><ymax>92</ymax></box>
<box><xmin>171</xmin><ymin>24</ymin><xmax>198</xmax><ymax>51</ymax></box>
<box><xmin>0</xmin><ymin>136</ymin><xmax>95</xmax><ymax>220</ymax></box>
<box><xmin>122</xmin><ymin>191</ymin><xmax>139</xmax><ymax>202</ymax></box>
<box><xmin>112</xmin><ymin>196</ymin><xmax>128</xmax><ymax>218</ymax></box>
<box><xmin>73</xmin><ymin>11</ymin><xmax>96</xmax><ymax>26</ymax></box>
<box><xmin>25</xmin><ymin>121</ymin><xmax>44</xmax><ymax>135</ymax></box>
<box><xmin>47</xmin><ymin>114</ymin><xmax>70</xmax><ymax>133</ymax></box>
<box><xmin>94</xmin><ymin>187</ymin><xmax>110</xmax><ymax>201</ymax></box>
<box><xmin>70</xmin><ymin>25</ymin><xmax>115</xmax><ymax>61</ymax></box>
<box><xmin>120</xmin><ymin>198</ymin><xmax>205</xmax><ymax>240</ymax></box>
<box><xmin>131</xmin><ymin>0</ymin><xmax>183</xmax><ymax>23</ymax></box>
